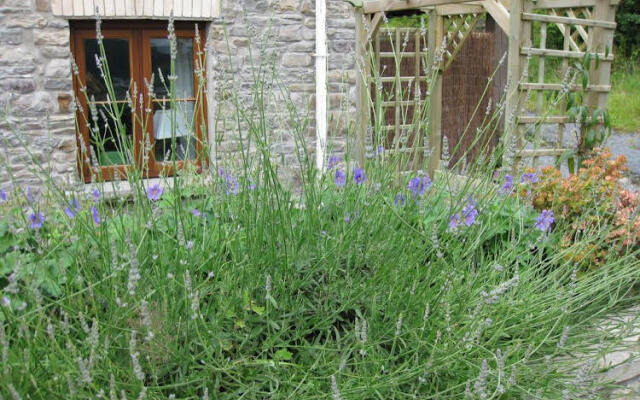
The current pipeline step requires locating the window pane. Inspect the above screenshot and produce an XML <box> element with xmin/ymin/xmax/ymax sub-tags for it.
<box><xmin>84</xmin><ymin>38</ymin><xmax>131</xmax><ymax>101</ymax></box>
<box><xmin>152</xmin><ymin>101</ymin><xmax>196</xmax><ymax>162</ymax></box>
<box><xmin>89</xmin><ymin>104</ymin><xmax>133</xmax><ymax>166</ymax></box>
<box><xmin>151</xmin><ymin>38</ymin><xmax>194</xmax><ymax>99</ymax></box>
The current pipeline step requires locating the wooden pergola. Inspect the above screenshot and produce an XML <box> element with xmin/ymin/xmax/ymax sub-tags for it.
<box><xmin>348</xmin><ymin>0</ymin><xmax>619</xmax><ymax>173</ymax></box>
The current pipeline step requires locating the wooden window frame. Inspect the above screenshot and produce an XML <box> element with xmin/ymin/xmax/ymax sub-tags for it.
<box><xmin>70</xmin><ymin>20</ymin><xmax>207</xmax><ymax>183</ymax></box>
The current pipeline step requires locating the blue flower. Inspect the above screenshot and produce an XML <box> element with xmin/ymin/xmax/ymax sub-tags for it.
<box><xmin>328</xmin><ymin>155</ymin><xmax>340</xmax><ymax>170</ymax></box>
<box><xmin>375</xmin><ymin>145</ymin><xmax>385</xmax><ymax>157</ymax></box>
<box><xmin>521</xmin><ymin>173</ymin><xmax>539</xmax><ymax>184</ymax></box>
<box><xmin>462</xmin><ymin>198</ymin><xmax>478</xmax><ymax>227</ymax></box>
<box><xmin>92</xmin><ymin>188</ymin><xmax>100</xmax><ymax>201</ymax></box>
<box><xmin>225</xmin><ymin>174</ymin><xmax>239</xmax><ymax>195</ymax></box>
<box><xmin>147</xmin><ymin>184</ymin><xmax>163</xmax><ymax>201</ymax></box>
<box><xmin>91</xmin><ymin>206</ymin><xmax>101</xmax><ymax>226</ymax></box>
<box><xmin>449</xmin><ymin>213</ymin><xmax>461</xmax><ymax>231</ymax></box>
<box><xmin>500</xmin><ymin>174</ymin><xmax>514</xmax><ymax>194</ymax></box>
<box><xmin>0</xmin><ymin>189</ymin><xmax>7</xmax><ymax>202</ymax></box>
<box><xmin>191</xmin><ymin>208</ymin><xmax>202</xmax><ymax>217</ymax></box>
<box><xmin>248</xmin><ymin>178</ymin><xmax>256</xmax><ymax>191</ymax></box>
<box><xmin>334</xmin><ymin>169</ymin><xmax>346</xmax><ymax>187</ymax></box>
<box><xmin>353</xmin><ymin>168</ymin><xmax>366</xmax><ymax>184</ymax></box>
<box><xmin>28</xmin><ymin>212</ymin><xmax>45</xmax><ymax>230</ymax></box>
<box><xmin>26</xmin><ymin>187</ymin><xmax>34</xmax><ymax>203</ymax></box>
<box><xmin>344</xmin><ymin>214</ymin><xmax>351</xmax><ymax>223</ymax></box>
<box><xmin>64</xmin><ymin>197</ymin><xmax>80</xmax><ymax>219</ymax></box>
<box><xmin>394</xmin><ymin>193</ymin><xmax>407</xmax><ymax>207</ymax></box>
<box><xmin>535</xmin><ymin>209</ymin><xmax>555</xmax><ymax>232</ymax></box>
<box><xmin>407</xmin><ymin>176</ymin><xmax>432</xmax><ymax>198</ymax></box>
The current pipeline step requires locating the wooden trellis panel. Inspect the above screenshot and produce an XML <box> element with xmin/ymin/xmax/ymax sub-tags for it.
<box><xmin>505</xmin><ymin>0</ymin><xmax>617</xmax><ymax>169</ymax></box>
<box><xmin>372</xmin><ymin>27</ymin><xmax>429</xmax><ymax>155</ymax></box>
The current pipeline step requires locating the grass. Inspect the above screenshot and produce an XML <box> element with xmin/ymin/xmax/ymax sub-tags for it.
<box><xmin>1</xmin><ymin>17</ymin><xmax>640</xmax><ymax>400</ymax></box>
<box><xmin>609</xmin><ymin>60</ymin><xmax>640</xmax><ymax>132</ymax></box>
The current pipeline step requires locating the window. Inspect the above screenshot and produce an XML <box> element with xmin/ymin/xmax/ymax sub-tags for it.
<box><xmin>70</xmin><ymin>21</ymin><xmax>207</xmax><ymax>183</ymax></box>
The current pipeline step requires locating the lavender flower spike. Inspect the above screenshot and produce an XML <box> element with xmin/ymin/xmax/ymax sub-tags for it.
<box><xmin>29</xmin><ymin>212</ymin><xmax>45</xmax><ymax>230</ymax></box>
<box><xmin>91</xmin><ymin>206</ymin><xmax>101</xmax><ymax>226</ymax></box>
<box><xmin>0</xmin><ymin>189</ymin><xmax>7</xmax><ymax>202</ymax></box>
<box><xmin>535</xmin><ymin>209</ymin><xmax>555</xmax><ymax>232</ymax></box>
<box><xmin>334</xmin><ymin>169</ymin><xmax>346</xmax><ymax>187</ymax></box>
<box><xmin>147</xmin><ymin>184</ymin><xmax>163</xmax><ymax>201</ymax></box>
<box><xmin>353</xmin><ymin>168</ymin><xmax>366</xmax><ymax>184</ymax></box>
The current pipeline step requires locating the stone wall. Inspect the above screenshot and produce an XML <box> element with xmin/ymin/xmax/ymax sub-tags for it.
<box><xmin>0</xmin><ymin>0</ymin><xmax>357</xmax><ymax>191</ymax></box>
<box><xmin>208</xmin><ymin>0</ymin><xmax>356</xmax><ymax>182</ymax></box>
<box><xmin>0</xmin><ymin>0</ymin><xmax>77</xmax><ymax>190</ymax></box>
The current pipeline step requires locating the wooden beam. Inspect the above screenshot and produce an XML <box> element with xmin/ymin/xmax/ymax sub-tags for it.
<box><xmin>363</xmin><ymin>0</ymin><xmax>478</xmax><ymax>13</ymax></box>
<box><xmin>355</xmin><ymin>9</ymin><xmax>368</xmax><ymax>167</ymax></box>
<box><xmin>427</xmin><ymin>9</ymin><xmax>444</xmax><ymax>174</ymax></box>
<box><xmin>521</xmin><ymin>47</ymin><xmax>614</xmax><ymax>60</ymax></box>
<box><xmin>522</xmin><ymin>12</ymin><xmax>617</xmax><ymax>29</ymax></box>
<box><xmin>434</xmin><ymin>4</ymin><xmax>483</xmax><ymax>15</ymax></box>
<box><xmin>367</xmin><ymin>12</ymin><xmax>384</xmax><ymax>41</ymax></box>
<box><xmin>482</xmin><ymin>0</ymin><xmax>510</xmax><ymax>35</ymax></box>
<box><xmin>532</xmin><ymin>0</ymin><xmax>619</xmax><ymax>9</ymax></box>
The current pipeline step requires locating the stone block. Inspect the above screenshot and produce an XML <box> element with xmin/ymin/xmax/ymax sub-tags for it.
<box><xmin>57</xmin><ymin>93</ymin><xmax>73</xmax><ymax>113</ymax></box>
<box><xmin>0</xmin><ymin>28</ymin><xmax>22</xmax><ymax>45</ymax></box>
<box><xmin>40</xmin><ymin>45</ymin><xmax>71</xmax><ymax>59</ymax></box>
<box><xmin>0</xmin><ymin>78</ymin><xmax>36</xmax><ymax>93</ymax></box>
<box><xmin>5</xmin><ymin>15</ymin><xmax>47</xmax><ymax>28</ymax></box>
<box><xmin>276</xmin><ymin>0</ymin><xmax>299</xmax><ymax>11</ymax></box>
<box><xmin>45</xmin><ymin>58</ymin><xmax>71</xmax><ymax>78</ymax></box>
<box><xmin>44</xmin><ymin>78</ymin><xmax>72</xmax><ymax>91</ymax></box>
<box><xmin>34</xmin><ymin>29</ymin><xmax>69</xmax><ymax>46</ymax></box>
<box><xmin>281</xmin><ymin>53</ymin><xmax>312</xmax><ymax>68</ymax></box>
<box><xmin>35</xmin><ymin>0</ymin><xmax>51</xmax><ymax>11</ymax></box>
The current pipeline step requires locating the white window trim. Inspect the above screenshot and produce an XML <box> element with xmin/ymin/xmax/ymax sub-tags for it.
<box><xmin>51</xmin><ymin>0</ymin><xmax>220</xmax><ymax>19</ymax></box>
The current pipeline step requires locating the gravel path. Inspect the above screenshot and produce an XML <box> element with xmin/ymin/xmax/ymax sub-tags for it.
<box><xmin>606</xmin><ymin>132</ymin><xmax>640</xmax><ymax>191</ymax></box>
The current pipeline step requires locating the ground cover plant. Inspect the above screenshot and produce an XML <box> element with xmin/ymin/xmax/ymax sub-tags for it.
<box><xmin>2</xmin><ymin>17</ymin><xmax>640</xmax><ymax>400</ymax></box>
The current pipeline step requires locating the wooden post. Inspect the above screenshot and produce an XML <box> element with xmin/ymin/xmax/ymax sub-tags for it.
<box><xmin>587</xmin><ymin>0</ymin><xmax>616</xmax><ymax>112</ymax></box>
<box><xmin>427</xmin><ymin>9</ymin><xmax>443</xmax><ymax>175</ymax></box>
<box><xmin>355</xmin><ymin>8</ymin><xmax>368</xmax><ymax>167</ymax></box>
<box><xmin>503</xmin><ymin>0</ymin><xmax>523</xmax><ymax>168</ymax></box>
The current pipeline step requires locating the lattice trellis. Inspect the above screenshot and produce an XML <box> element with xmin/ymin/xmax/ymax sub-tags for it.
<box><xmin>509</xmin><ymin>1</ymin><xmax>617</xmax><ymax>169</ymax></box>
<box><xmin>441</xmin><ymin>12</ymin><xmax>482</xmax><ymax>71</ymax></box>
<box><xmin>352</xmin><ymin>0</ymin><xmax>619</xmax><ymax>174</ymax></box>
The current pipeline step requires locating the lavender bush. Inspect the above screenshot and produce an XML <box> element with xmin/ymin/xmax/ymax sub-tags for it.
<box><xmin>0</xmin><ymin>16</ymin><xmax>639</xmax><ymax>400</ymax></box>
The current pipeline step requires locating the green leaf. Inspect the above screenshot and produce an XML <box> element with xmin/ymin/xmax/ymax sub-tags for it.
<box><xmin>274</xmin><ymin>348</ymin><xmax>292</xmax><ymax>361</ymax></box>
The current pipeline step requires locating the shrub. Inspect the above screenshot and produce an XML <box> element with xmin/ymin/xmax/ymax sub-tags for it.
<box><xmin>528</xmin><ymin>148</ymin><xmax>639</xmax><ymax>267</ymax></box>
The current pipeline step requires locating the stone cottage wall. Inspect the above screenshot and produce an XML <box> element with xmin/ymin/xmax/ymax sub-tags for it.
<box><xmin>0</xmin><ymin>0</ymin><xmax>77</xmax><ymax>190</ymax></box>
<box><xmin>0</xmin><ymin>0</ymin><xmax>357</xmax><ymax>191</ymax></box>
<box><xmin>208</xmin><ymin>0</ymin><xmax>356</xmax><ymax>182</ymax></box>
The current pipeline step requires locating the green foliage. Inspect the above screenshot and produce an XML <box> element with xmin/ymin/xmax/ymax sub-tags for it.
<box><xmin>609</xmin><ymin>59</ymin><xmax>640</xmax><ymax>131</ymax></box>
<box><xmin>615</xmin><ymin>0</ymin><xmax>640</xmax><ymax>58</ymax></box>
<box><xmin>1</xmin><ymin>18</ymin><xmax>640</xmax><ymax>400</ymax></box>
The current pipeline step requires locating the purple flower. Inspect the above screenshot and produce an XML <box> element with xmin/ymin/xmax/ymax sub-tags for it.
<box><xmin>407</xmin><ymin>176</ymin><xmax>432</xmax><ymax>198</ymax></box>
<box><xmin>248</xmin><ymin>178</ymin><xmax>256</xmax><ymax>191</ymax></box>
<box><xmin>462</xmin><ymin>199</ymin><xmax>478</xmax><ymax>227</ymax></box>
<box><xmin>26</xmin><ymin>187</ymin><xmax>34</xmax><ymax>203</ymax></box>
<box><xmin>535</xmin><ymin>209</ymin><xmax>555</xmax><ymax>232</ymax></box>
<box><xmin>225</xmin><ymin>174</ymin><xmax>239</xmax><ymax>195</ymax></box>
<box><xmin>500</xmin><ymin>174</ymin><xmax>514</xmax><ymax>194</ymax></box>
<box><xmin>0</xmin><ymin>189</ymin><xmax>7</xmax><ymax>202</ymax></box>
<box><xmin>353</xmin><ymin>168</ymin><xmax>366</xmax><ymax>184</ymax></box>
<box><xmin>64</xmin><ymin>197</ymin><xmax>80</xmax><ymax>219</ymax></box>
<box><xmin>28</xmin><ymin>212</ymin><xmax>45</xmax><ymax>230</ymax></box>
<box><xmin>521</xmin><ymin>173</ymin><xmax>539</xmax><ymax>184</ymax></box>
<box><xmin>328</xmin><ymin>155</ymin><xmax>340</xmax><ymax>170</ymax></box>
<box><xmin>147</xmin><ymin>184</ymin><xmax>163</xmax><ymax>201</ymax></box>
<box><xmin>218</xmin><ymin>167</ymin><xmax>225</xmax><ymax>177</ymax></box>
<box><xmin>334</xmin><ymin>169</ymin><xmax>346</xmax><ymax>187</ymax></box>
<box><xmin>375</xmin><ymin>145</ymin><xmax>385</xmax><ymax>156</ymax></box>
<box><xmin>449</xmin><ymin>213</ymin><xmax>461</xmax><ymax>231</ymax></box>
<box><xmin>191</xmin><ymin>208</ymin><xmax>202</xmax><ymax>217</ymax></box>
<box><xmin>394</xmin><ymin>193</ymin><xmax>407</xmax><ymax>207</ymax></box>
<box><xmin>1</xmin><ymin>296</ymin><xmax>9</xmax><ymax>307</ymax></box>
<box><xmin>92</xmin><ymin>188</ymin><xmax>100</xmax><ymax>201</ymax></box>
<box><xmin>344</xmin><ymin>214</ymin><xmax>351</xmax><ymax>223</ymax></box>
<box><xmin>91</xmin><ymin>206</ymin><xmax>101</xmax><ymax>225</ymax></box>
<box><xmin>186</xmin><ymin>240</ymin><xmax>194</xmax><ymax>250</ymax></box>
